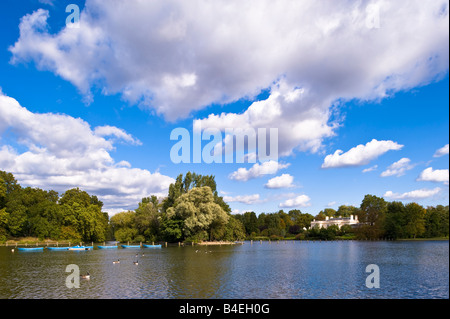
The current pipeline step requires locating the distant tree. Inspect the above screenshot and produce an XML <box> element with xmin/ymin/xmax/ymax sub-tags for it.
<box><xmin>288</xmin><ymin>224</ymin><xmax>302</xmax><ymax>235</ymax></box>
<box><xmin>162</xmin><ymin>172</ymin><xmax>231</xmax><ymax>213</ymax></box>
<box><xmin>135</xmin><ymin>198</ymin><xmax>161</xmax><ymax>242</ymax></box>
<box><xmin>59</xmin><ymin>188</ymin><xmax>107</xmax><ymax>242</ymax></box>
<box><xmin>0</xmin><ymin>176</ymin><xmax>8</xmax><ymax>241</ymax></box>
<box><xmin>0</xmin><ymin>171</ymin><xmax>21</xmax><ymax>196</ymax></box>
<box><xmin>0</xmin><ymin>176</ymin><xmax>6</xmax><ymax>209</ymax></box>
<box><xmin>384</xmin><ymin>201</ymin><xmax>407</xmax><ymax>239</ymax></box>
<box><xmin>357</xmin><ymin>195</ymin><xmax>387</xmax><ymax>239</ymax></box>
<box><xmin>110</xmin><ymin>211</ymin><xmax>136</xmax><ymax>242</ymax></box>
<box><xmin>336</xmin><ymin>205</ymin><xmax>360</xmax><ymax>218</ymax></box>
<box><xmin>236</xmin><ymin>211</ymin><xmax>258</xmax><ymax>235</ymax></box>
<box><xmin>424</xmin><ymin>205</ymin><xmax>449</xmax><ymax>238</ymax></box>
<box><xmin>404</xmin><ymin>203</ymin><xmax>426</xmax><ymax>239</ymax></box>
<box><xmin>160</xmin><ymin>217</ymin><xmax>184</xmax><ymax>242</ymax></box>
<box><xmin>289</xmin><ymin>209</ymin><xmax>314</xmax><ymax>230</ymax></box>
<box><xmin>167</xmin><ymin>186</ymin><xmax>229</xmax><ymax>241</ymax></box>
<box><xmin>319</xmin><ymin>208</ymin><xmax>337</xmax><ymax>218</ymax></box>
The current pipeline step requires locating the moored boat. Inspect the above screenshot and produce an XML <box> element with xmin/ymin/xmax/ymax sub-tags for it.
<box><xmin>17</xmin><ymin>247</ymin><xmax>44</xmax><ymax>252</ymax></box>
<box><xmin>120</xmin><ymin>245</ymin><xmax>141</xmax><ymax>248</ymax></box>
<box><xmin>68</xmin><ymin>245</ymin><xmax>92</xmax><ymax>251</ymax></box>
<box><xmin>143</xmin><ymin>244</ymin><xmax>162</xmax><ymax>248</ymax></box>
<box><xmin>47</xmin><ymin>246</ymin><xmax>69</xmax><ymax>251</ymax></box>
<box><xmin>98</xmin><ymin>245</ymin><xmax>118</xmax><ymax>249</ymax></box>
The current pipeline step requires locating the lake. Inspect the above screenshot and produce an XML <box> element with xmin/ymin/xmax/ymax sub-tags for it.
<box><xmin>0</xmin><ymin>240</ymin><xmax>448</xmax><ymax>299</ymax></box>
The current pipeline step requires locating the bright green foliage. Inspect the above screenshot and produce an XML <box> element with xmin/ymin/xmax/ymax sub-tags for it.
<box><xmin>424</xmin><ymin>205</ymin><xmax>449</xmax><ymax>238</ymax></box>
<box><xmin>162</xmin><ymin>172</ymin><xmax>231</xmax><ymax>214</ymax></box>
<box><xmin>0</xmin><ymin>169</ymin><xmax>448</xmax><ymax>243</ymax></box>
<box><xmin>0</xmin><ymin>171</ymin><xmax>109</xmax><ymax>242</ymax></box>
<box><xmin>357</xmin><ymin>194</ymin><xmax>387</xmax><ymax>239</ymax></box>
<box><xmin>169</xmin><ymin>186</ymin><xmax>229</xmax><ymax>240</ymax></box>
<box><xmin>336</xmin><ymin>205</ymin><xmax>360</xmax><ymax>218</ymax></box>
<box><xmin>404</xmin><ymin>203</ymin><xmax>426</xmax><ymax>239</ymax></box>
<box><xmin>59</xmin><ymin>188</ymin><xmax>107</xmax><ymax>242</ymax></box>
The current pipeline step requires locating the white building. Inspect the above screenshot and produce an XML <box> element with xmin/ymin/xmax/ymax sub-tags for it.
<box><xmin>310</xmin><ymin>215</ymin><xmax>359</xmax><ymax>229</ymax></box>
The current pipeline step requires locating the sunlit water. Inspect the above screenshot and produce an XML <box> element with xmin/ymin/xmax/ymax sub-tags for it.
<box><xmin>0</xmin><ymin>240</ymin><xmax>448</xmax><ymax>299</ymax></box>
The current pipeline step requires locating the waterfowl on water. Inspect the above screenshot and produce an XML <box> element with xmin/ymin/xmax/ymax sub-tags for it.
<box><xmin>81</xmin><ymin>272</ymin><xmax>90</xmax><ymax>280</ymax></box>
<box><xmin>113</xmin><ymin>259</ymin><xmax>120</xmax><ymax>264</ymax></box>
<box><xmin>133</xmin><ymin>260</ymin><xmax>139</xmax><ymax>265</ymax></box>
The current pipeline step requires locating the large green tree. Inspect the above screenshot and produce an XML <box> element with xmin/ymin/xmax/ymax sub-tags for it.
<box><xmin>384</xmin><ymin>201</ymin><xmax>407</xmax><ymax>239</ymax></box>
<box><xmin>59</xmin><ymin>188</ymin><xmax>107</xmax><ymax>242</ymax></box>
<box><xmin>167</xmin><ymin>186</ymin><xmax>229</xmax><ymax>241</ymax></box>
<box><xmin>404</xmin><ymin>202</ymin><xmax>426</xmax><ymax>239</ymax></box>
<box><xmin>357</xmin><ymin>194</ymin><xmax>387</xmax><ymax>239</ymax></box>
<box><xmin>162</xmin><ymin>172</ymin><xmax>231</xmax><ymax>214</ymax></box>
<box><xmin>424</xmin><ymin>205</ymin><xmax>449</xmax><ymax>238</ymax></box>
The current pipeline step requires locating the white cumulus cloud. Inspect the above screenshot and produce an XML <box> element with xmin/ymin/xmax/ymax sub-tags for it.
<box><xmin>322</xmin><ymin>139</ymin><xmax>403</xmax><ymax>168</ymax></box>
<box><xmin>417</xmin><ymin>167</ymin><xmax>449</xmax><ymax>184</ymax></box>
<box><xmin>229</xmin><ymin>160</ymin><xmax>290</xmax><ymax>182</ymax></box>
<box><xmin>265</xmin><ymin>174</ymin><xmax>295</xmax><ymax>189</ymax></box>
<box><xmin>384</xmin><ymin>187</ymin><xmax>442</xmax><ymax>200</ymax></box>
<box><xmin>0</xmin><ymin>92</ymin><xmax>174</xmax><ymax>213</ymax></box>
<box><xmin>380</xmin><ymin>158</ymin><xmax>415</xmax><ymax>177</ymax></box>
<box><xmin>223</xmin><ymin>194</ymin><xmax>261</xmax><ymax>205</ymax></box>
<box><xmin>434</xmin><ymin>144</ymin><xmax>449</xmax><ymax>157</ymax></box>
<box><xmin>279</xmin><ymin>194</ymin><xmax>311</xmax><ymax>208</ymax></box>
<box><xmin>362</xmin><ymin>165</ymin><xmax>378</xmax><ymax>173</ymax></box>
<box><xmin>8</xmin><ymin>0</ymin><xmax>449</xmax><ymax>157</ymax></box>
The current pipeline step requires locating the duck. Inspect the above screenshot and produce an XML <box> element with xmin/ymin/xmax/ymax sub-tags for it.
<box><xmin>133</xmin><ymin>260</ymin><xmax>139</xmax><ymax>265</ymax></box>
<box><xmin>113</xmin><ymin>259</ymin><xmax>120</xmax><ymax>264</ymax></box>
<box><xmin>80</xmin><ymin>272</ymin><xmax>90</xmax><ymax>280</ymax></box>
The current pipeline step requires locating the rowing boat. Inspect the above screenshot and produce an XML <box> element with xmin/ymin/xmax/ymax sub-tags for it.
<box><xmin>68</xmin><ymin>246</ymin><xmax>92</xmax><ymax>251</ymax></box>
<box><xmin>120</xmin><ymin>245</ymin><xmax>141</xmax><ymax>248</ymax></box>
<box><xmin>143</xmin><ymin>244</ymin><xmax>162</xmax><ymax>248</ymax></box>
<box><xmin>17</xmin><ymin>247</ymin><xmax>44</xmax><ymax>252</ymax></box>
<box><xmin>98</xmin><ymin>245</ymin><xmax>118</xmax><ymax>249</ymax></box>
<box><xmin>47</xmin><ymin>246</ymin><xmax>69</xmax><ymax>251</ymax></box>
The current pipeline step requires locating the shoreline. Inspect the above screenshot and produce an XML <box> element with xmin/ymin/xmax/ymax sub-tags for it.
<box><xmin>1</xmin><ymin>237</ymin><xmax>448</xmax><ymax>246</ymax></box>
<box><xmin>196</xmin><ymin>241</ymin><xmax>243</xmax><ymax>245</ymax></box>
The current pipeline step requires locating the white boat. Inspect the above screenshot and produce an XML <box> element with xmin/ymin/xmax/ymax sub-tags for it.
<box><xmin>68</xmin><ymin>245</ymin><xmax>92</xmax><ymax>251</ymax></box>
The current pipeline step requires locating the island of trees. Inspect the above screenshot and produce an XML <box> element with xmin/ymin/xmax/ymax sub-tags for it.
<box><xmin>1</xmin><ymin>170</ymin><xmax>448</xmax><ymax>244</ymax></box>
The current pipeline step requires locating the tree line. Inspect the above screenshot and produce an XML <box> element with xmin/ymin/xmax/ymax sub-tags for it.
<box><xmin>234</xmin><ymin>194</ymin><xmax>448</xmax><ymax>240</ymax></box>
<box><xmin>1</xmin><ymin>170</ymin><xmax>448</xmax><ymax>243</ymax></box>
<box><xmin>0</xmin><ymin>171</ymin><xmax>108</xmax><ymax>243</ymax></box>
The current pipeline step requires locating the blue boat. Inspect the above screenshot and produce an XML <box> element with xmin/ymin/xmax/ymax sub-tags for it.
<box><xmin>98</xmin><ymin>245</ymin><xmax>118</xmax><ymax>249</ymax></box>
<box><xmin>47</xmin><ymin>246</ymin><xmax>69</xmax><ymax>251</ymax></box>
<box><xmin>18</xmin><ymin>247</ymin><xmax>44</xmax><ymax>252</ymax></box>
<box><xmin>143</xmin><ymin>244</ymin><xmax>162</xmax><ymax>248</ymax></box>
<box><xmin>121</xmin><ymin>245</ymin><xmax>141</xmax><ymax>248</ymax></box>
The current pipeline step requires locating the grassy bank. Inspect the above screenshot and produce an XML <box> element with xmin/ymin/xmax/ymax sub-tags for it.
<box><xmin>396</xmin><ymin>237</ymin><xmax>449</xmax><ymax>241</ymax></box>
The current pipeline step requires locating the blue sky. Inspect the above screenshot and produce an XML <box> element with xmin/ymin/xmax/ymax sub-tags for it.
<box><xmin>0</xmin><ymin>0</ymin><xmax>448</xmax><ymax>216</ymax></box>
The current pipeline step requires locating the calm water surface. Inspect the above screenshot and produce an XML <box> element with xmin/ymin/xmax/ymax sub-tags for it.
<box><xmin>0</xmin><ymin>240</ymin><xmax>448</xmax><ymax>299</ymax></box>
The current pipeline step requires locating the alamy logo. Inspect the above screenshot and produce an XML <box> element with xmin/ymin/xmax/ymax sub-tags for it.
<box><xmin>65</xmin><ymin>4</ymin><xmax>80</xmax><ymax>28</ymax></box>
<box><xmin>365</xmin><ymin>264</ymin><xmax>380</xmax><ymax>289</ymax></box>
<box><xmin>65</xmin><ymin>264</ymin><xmax>80</xmax><ymax>289</ymax></box>
<box><xmin>170</xmin><ymin>121</ymin><xmax>278</xmax><ymax>164</ymax></box>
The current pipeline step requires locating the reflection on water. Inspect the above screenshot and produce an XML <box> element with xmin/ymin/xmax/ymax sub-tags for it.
<box><xmin>0</xmin><ymin>241</ymin><xmax>448</xmax><ymax>299</ymax></box>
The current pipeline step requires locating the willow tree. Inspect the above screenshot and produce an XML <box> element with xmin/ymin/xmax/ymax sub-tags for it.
<box><xmin>167</xmin><ymin>186</ymin><xmax>229</xmax><ymax>241</ymax></box>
